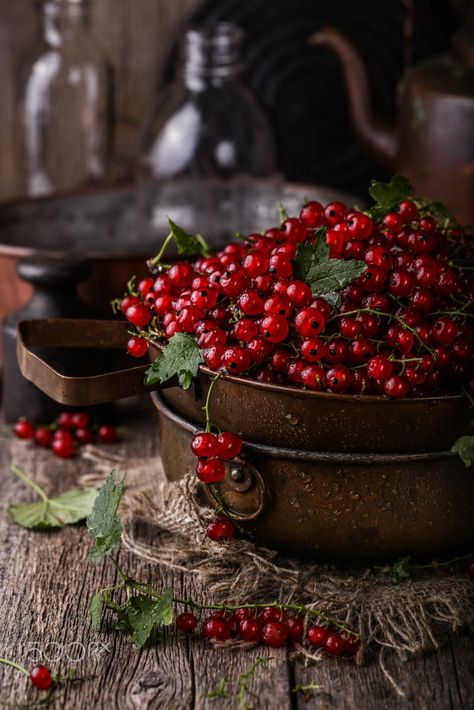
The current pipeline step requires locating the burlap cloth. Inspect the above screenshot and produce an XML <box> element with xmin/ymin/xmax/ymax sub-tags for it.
<box><xmin>80</xmin><ymin>445</ymin><xmax>473</xmax><ymax>697</ymax></box>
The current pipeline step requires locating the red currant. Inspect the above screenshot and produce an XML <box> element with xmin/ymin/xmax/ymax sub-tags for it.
<box><xmin>196</xmin><ymin>458</ymin><xmax>225</xmax><ymax>482</ymax></box>
<box><xmin>239</xmin><ymin>619</ymin><xmax>263</xmax><ymax>642</ymax></box>
<box><xmin>191</xmin><ymin>432</ymin><xmax>219</xmax><ymax>458</ymax></box>
<box><xmin>300</xmin><ymin>200</ymin><xmax>324</xmax><ymax>228</ymax></box>
<box><xmin>13</xmin><ymin>418</ymin><xmax>36</xmax><ymax>439</ymax></box>
<box><xmin>294</xmin><ymin>307</ymin><xmax>325</xmax><ymax>337</ymax></box>
<box><xmin>30</xmin><ymin>665</ymin><xmax>53</xmax><ymax>690</ymax></box>
<box><xmin>127</xmin><ymin>337</ymin><xmax>148</xmax><ymax>358</ymax></box>
<box><xmin>98</xmin><ymin>425</ymin><xmax>118</xmax><ymax>444</ymax></box>
<box><xmin>206</xmin><ymin>516</ymin><xmax>235</xmax><ymax>542</ymax></box>
<box><xmin>34</xmin><ymin>427</ymin><xmax>54</xmax><ymax>448</ymax></box>
<box><xmin>325</xmin><ymin>633</ymin><xmax>349</xmax><ymax>656</ymax></box>
<box><xmin>307</xmin><ymin>624</ymin><xmax>331</xmax><ymax>647</ymax></box>
<box><xmin>262</xmin><ymin>621</ymin><xmax>289</xmax><ymax>647</ymax></box>
<box><xmin>217</xmin><ymin>432</ymin><xmax>242</xmax><ymax>460</ymax></box>
<box><xmin>176</xmin><ymin>612</ymin><xmax>198</xmax><ymax>632</ymax></box>
<box><xmin>52</xmin><ymin>431</ymin><xmax>75</xmax><ymax>458</ymax></box>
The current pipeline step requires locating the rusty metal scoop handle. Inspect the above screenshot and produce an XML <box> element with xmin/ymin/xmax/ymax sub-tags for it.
<box><xmin>16</xmin><ymin>319</ymin><xmax>167</xmax><ymax>406</ymax></box>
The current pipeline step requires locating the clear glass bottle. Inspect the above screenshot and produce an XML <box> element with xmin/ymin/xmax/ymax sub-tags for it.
<box><xmin>17</xmin><ymin>0</ymin><xmax>113</xmax><ymax>197</ymax></box>
<box><xmin>138</xmin><ymin>23</ymin><xmax>280</xmax><ymax>244</ymax></box>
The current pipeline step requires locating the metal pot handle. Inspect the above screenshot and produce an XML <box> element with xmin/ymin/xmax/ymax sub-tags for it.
<box><xmin>204</xmin><ymin>457</ymin><xmax>266</xmax><ymax>521</ymax></box>
<box><xmin>16</xmin><ymin>319</ymin><xmax>165</xmax><ymax>406</ymax></box>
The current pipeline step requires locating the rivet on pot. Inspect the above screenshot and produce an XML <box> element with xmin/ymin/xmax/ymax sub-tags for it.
<box><xmin>228</xmin><ymin>463</ymin><xmax>253</xmax><ymax>493</ymax></box>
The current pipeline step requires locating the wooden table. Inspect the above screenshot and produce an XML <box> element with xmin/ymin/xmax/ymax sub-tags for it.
<box><xmin>0</xmin><ymin>398</ymin><xmax>472</xmax><ymax>709</ymax></box>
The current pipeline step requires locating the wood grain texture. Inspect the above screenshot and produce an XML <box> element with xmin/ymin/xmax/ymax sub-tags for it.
<box><xmin>0</xmin><ymin>0</ymin><xmax>196</xmax><ymax>199</ymax></box>
<box><xmin>0</xmin><ymin>397</ymin><xmax>472</xmax><ymax>710</ymax></box>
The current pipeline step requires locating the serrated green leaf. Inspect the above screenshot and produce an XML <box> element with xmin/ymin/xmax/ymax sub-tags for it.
<box><xmin>368</xmin><ymin>175</ymin><xmax>413</xmax><ymax>218</ymax></box>
<box><xmin>451</xmin><ymin>435</ymin><xmax>474</xmax><ymax>467</ymax></box>
<box><xmin>144</xmin><ymin>333</ymin><xmax>203</xmax><ymax>390</ymax></box>
<box><xmin>294</xmin><ymin>230</ymin><xmax>366</xmax><ymax>304</ymax></box>
<box><xmin>8</xmin><ymin>487</ymin><xmax>98</xmax><ymax>530</ymax></box>
<box><xmin>89</xmin><ymin>592</ymin><xmax>103</xmax><ymax>631</ymax></box>
<box><xmin>122</xmin><ymin>589</ymin><xmax>174</xmax><ymax>647</ymax></box>
<box><xmin>390</xmin><ymin>555</ymin><xmax>412</xmax><ymax>583</ymax></box>
<box><xmin>167</xmin><ymin>218</ymin><xmax>209</xmax><ymax>257</ymax></box>
<box><xmin>86</xmin><ymin>470</ymin><xmax>125</xmax><ymax>562</ymax></box>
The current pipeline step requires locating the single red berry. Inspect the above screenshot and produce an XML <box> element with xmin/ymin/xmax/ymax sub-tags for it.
<box><xmin>364</xmin><ymin>246</ymin><xmax>392</xmax><ymax>271</ymax></box>
<box><xmin>202</xmin><ymin>617</ymin><xmax>232</xmax><ymax>641</ymax></box>
<box><xmin>97</xmin><ymin>425</ymin><xmax>118</xmax><ymax>444</ymax></box>
<box><xmin>30</xmin><ymin>665</ymin><xmax>53</xmax><ymax>690</ymax></box>
<box><xmin>219</xmin><ymin>270</ymin><xmax>250</xmax><ymax>298</ymax></box>
<box><xmin>324</xmin><ymin>201</ymin><xmax>347</xmax><ymax>225</ymax></box>
<box><xmin>301</xmin><ymin>365</ymin><xmax>326</xmax><ymax>390</ymax></box>
<box><xmin>271</xmin><ymin>348</ymin><xmax>291</xmax><ymax>372</ymax></box>
<box><xmin>287</xmin><ymin>616</ymin><xmax>304</xmax><ymax>643</ymax></box>
<box><xmin>235</xmin><ymin>607</ymin><xmax>258</xmax><ymax>623</ymax></box>
<box><xmin>280</xmin><ymin>217</ymin><xmax>306</xmax><ymax>243</ymax></box>
<box><xmin>203</xmin><ymin>345</ymin><xmax>226</xmax><ymax>370</ymax></box>
<box><xmin>196</xmin><ymin>458</ymin><xmax>226</xmax><ymax>483</ymax></box>
<box><xmin>206</xmin><ymin>516</ymin><xmax>235</xmax><ymax>542</ymax></box>
<box><xmin>56</xmin><ymin>411</ymin><xmax>75</xmax><ymax>430</ymax></box>
<box><xmin>325</xmin><ymin>339</ymin><xmax>349</xmax><ymax>364</ymax></box>
<box><xmin>263</xmin><ymin>621</ymin><xmax>289</xmax><ymax>647</ymax></box>
<box><xmin>75</xmin><ymin>427</ymin><xmax>94</xmax><ymax>444</ymax></box>
<box><xmin>237</xmin><ymin>289</ymin><xmax>265</xmax><ymax>316</ymax></box>
<box><xmin>294</xmin><ymin>307</ymin><xmax>325</xmax><ymax>337</ymax></box>
<box><xmin>222</xmin><ymin>347</ymin><xmax>251</xmax><ymax>375</ymax></box>
<box><xmin>300</xmin><ymin>200</ymin><xmax>324</xmax><ymax>228</ymax></box>
<box><xmin>431</xmin><ymin>317</ymin><xmax>459</xmax><ymax>346</ymax></box>
<box><xmin>233</xmin><ymin>318</ymin><xmax>258</xmax><ymax>343</ymax></box>
<box><xmin>198</xmin><ymin>328</ymin><xmax>227</xmax><ymax>349</ymax></box>
<box><xmin>346</xmin><ymin>211</ymin><xmax>373</xmax><ymax>240</ymax></box>
<box><xmin>154</xmin><ymin>294</ymin><xmax>174</xmax><ymax>316</ymax></box>
<box><xmin>263</xmin><ymin>294</ymin><xmax>291</xmax><ymax>318</ymax></box>
<box><xmin>34</xmin><ymin>426</ymin><xmax>54</xmax><ymax>448</ymax></box>
<box><xmin>301</xmin><ymin>338</ymin><xmax>325</xmax><ymax>363</ymax></box>
<box><xmin>243</xmin><ymin>252</ymin><xmax>269</xmax><ymax>278</ymax></box>
<box><xmin>389</xmin><ymin>270</ymin><xmax>414</xmax><ymax>298</ymax></box>
<box><xmin>397</xmin><ymin>200</ymin><xmax>419</xmax><ymax>223</ymax></box>
<box><xmin>325</xmin><ymin>633</ymin><xmax>349</xmax><ymax>656</ymax></box>
<box><xmin>217</xmin><ymin>432</ymin><xmax>242</xmax><ymax>460</ymax></box>
<box><xmin>306</xmin><ymin>624</ymin><xmax>331</xmax><ymax>647</ymax></box>
<box><xmin>176</xmin><ymin>612</ymin><xmax>198</xmax><ymax>632</ymax></box>
<box><xmin>382</xmin><ymin>211</ymin><xmax>402</xmax><ymax>233</ymax></box>
<box><xmin>286</xmin><ymin>280</ymin><xmax>312</xmax><ymax>307</ymax></box>
<box><xmin>127</xmin><ymin>336</ymin><xmax>148</xmax><ymax>358</ymax></box>
<box><xmin>168</xmin><ymin>262</ymin><xmax>195</xmax><ymax>289</ymax></box>
<box><xmin>126</xmin><ymin>303</ymin><xmax>152</xmax><ymax>328</ymax></box>
<box><xmin>13</xmin><ymin>418</ymin><xmax>36</xmax><ymax>440</ymax></box>
<box><xmin>260</xmin><ymin>315</ymin><xmax>289</xmax><ymax>343</ymax></box>
<box><xmin>384</xmin><ymin>376</ymin><xmax>409</xmax><ymax>398</ymax></box>
<box><xmin>191</xmin><ymin>432</ymin><xmax>219</xmax><ymax>458</ymax></box>
<box><xmin>359</xmin><ymin>266</ymin><xmax>387</xmax><ymax>293</ymax></box>
<box><xmin>71</xmin><ymin>412</ymin><xmax>89</xmax><ymax>429</ymax></box>
<box><xmin>120</xmin><ymin>294</ymin><xmax>140</xmax><ymax>313</ymax></box>
<box><xmin>368</xmin><ymin>355</ymin><xmax>393</xmax><ymax>381</ymax></box>
<box><xmin>239</xmin><ymin>618</ymin><xmax>263</xmax><ymax>643</ymax></box>
<box><xmin>52</xmin><ymin>431</ymin><xmax>75</xmax><ymax>458</ymax></box>
<box><xmin>326</xmin><ymin>366</ymin><xmax>352</xmax><ymax>393</ymax></box>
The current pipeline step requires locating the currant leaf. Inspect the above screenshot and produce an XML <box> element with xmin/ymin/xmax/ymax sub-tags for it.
<box><xmin>8</xmin><ymin>467</ymin><xmax>98</xmax><ymax>529</ymax></box>
<box><xmin>122</xmin><ymin>589</ymin><xmax>174</xmax><ymax>647</ymax></box>
<box><xmin>168</xmin><ymin>218</ymin><xmax>210</xmax><ymax>257</ymax></box>
<box><xmin>294</xmin><ymin>229</ymin><xmax>366</xmax><ymax>305</ymax></box>
<box><xmin>144</xmin><ymin>333</ymin><xmax>203</xmax><ymax>390</ymax></box>
<box><xmin>89</xmin><ymin>592</ymin><xmax>103</xmax><ymax>631</ymax></box>
<box><xmin>87</xmin><ymin>469</ymin><xmax>125</xmax><ymax>562</ymax></box>
<box><xmin>390</xmin><ymin>555</ymin><xmax>412</xmax><ymax>583</ymax></box>
<box><xmin>451</xmin><ymin>435</ymin><xmax>474</xmax><ymax>468</ymax></box>
<box><xmin>368</xmin><ymin>175</ymin><xmax>414</xmax><ymax>219</ymax></box>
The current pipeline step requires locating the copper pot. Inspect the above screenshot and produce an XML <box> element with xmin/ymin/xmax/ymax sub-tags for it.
<box><xmin>16</xmin><ymin>318</ymin><xmax>474</xmax><ymax>560</ymax></box>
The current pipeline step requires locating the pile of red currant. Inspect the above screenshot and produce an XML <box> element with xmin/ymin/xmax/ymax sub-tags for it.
<box><xmin>13</xmin><ymin>411</ymin><xmax>118</xmax><ymax>459</ymax></box>
<box><xmin>123</xmin><ymin>198</ymin><xmax>472</xmax><ymax>398</ymax></box>
<box><xmin>175</xmin><ymin>605</ymin><xmax>360</xmax><ymax>656</ymax></box>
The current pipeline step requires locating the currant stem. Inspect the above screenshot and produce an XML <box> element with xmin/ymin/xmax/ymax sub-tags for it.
<box><xmin>149</xmin><ymin>233</ymin><xmax>173</xmax><ymax>266</ymax></box>
<box><xmin>0</xmin><ymin>658</ymin><xmax>30</xmax><ymax>677</ymax></box>
<box><xmin>11</xmin><ymin>465</ymin><xmax>49</xmax><ymax>504</ymax></box>
<box><xmin>203</xmin><ymin>372</ymin><xmax>224</xmax><ymax>434</ymax></box>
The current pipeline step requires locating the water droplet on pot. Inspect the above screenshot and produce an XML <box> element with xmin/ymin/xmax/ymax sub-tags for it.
<box><xmin>285</xmin><ymin>413</ymin><xmax>300</xmax><ymax>426</ymax></box>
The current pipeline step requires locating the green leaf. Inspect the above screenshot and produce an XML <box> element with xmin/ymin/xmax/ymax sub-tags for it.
<box><xmin>89</xmin><ymin>593</ymin><xmax>103</xmax><ymax>631</ymax></box>
<box><xmin>294</xmin><ymin>229</ymin><xmax>366</xmax><ymax>305</ymax></box>
<box><xmin>417</xmin><ymin>198</ymin><xmax>457</xmax><ymax>228</ymax></box>
<box><xmin>168</xmin><ymin>218</ymin><xmax>209</xmax><ymax>257</ymax></box>
<box><xmin>86</xmin><ymin>470</ymin><xmax>125</xmax><ymax>562</ymax></box>
<box><xmin>451</xmin><ymin>435</ymin><xmax>474</xmax><ymax>467</ymax></box>
<box><xmin>123</xmin><ymin>589</ymin><xmax>174</xmax><ymax>647</ymax></box>
<box><xmin>8</xmin><ymin>468</ymin><xmax>99</xmax><ymax>529</ymax></box>
<box><xmin>368</xmin><ymin>175</ymin><xmax>413</xmax><ymax>219</ymax></box>
<box><xmin>390</xmin><ymin>555</ymin><xmax>412</xmax><ymax>583</ymax></box>
<box><xmin>144</xmin><ymin>333</ymin><xmax>203</xmax><ymax>390</ymax></box>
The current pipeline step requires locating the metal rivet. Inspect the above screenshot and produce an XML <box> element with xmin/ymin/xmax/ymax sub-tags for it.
<box><xmin>230</xmin><ymin>465</ymin><xmax>245</xmax><ymax>482</ymax></box>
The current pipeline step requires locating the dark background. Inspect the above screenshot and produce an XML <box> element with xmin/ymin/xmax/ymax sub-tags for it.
<box><xmin>0</xmin><ymin>0</ymin><xmax>456</xmax><ymax>199</ymax></box>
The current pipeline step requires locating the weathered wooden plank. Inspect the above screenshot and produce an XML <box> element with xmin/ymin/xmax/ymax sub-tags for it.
<box><xmin>0</xmin><ymin>398</ymin><xmax>472</xmax><ymax>710</ymax></box>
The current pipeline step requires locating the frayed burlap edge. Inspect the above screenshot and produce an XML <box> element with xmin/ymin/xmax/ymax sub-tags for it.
<box><xmin>80</xmin><ymin>445</ymin><xmax>474</xmax><ymax>697</ymax></box>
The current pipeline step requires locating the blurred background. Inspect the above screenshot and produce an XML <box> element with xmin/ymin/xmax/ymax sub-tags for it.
<box><xmin>0</xmin><ymin>0</ymin><xmax>461</xmax><ymax>199</ymax></box>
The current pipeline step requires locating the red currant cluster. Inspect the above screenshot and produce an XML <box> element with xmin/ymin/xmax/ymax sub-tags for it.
<box><xmin>176</xmin><ymin>606</ymin><xmax>359</xmax><ymax>656</ymax></box>
<box><xmin>191</xmin><ymin>431</ymin><xmax>242</xmax><ymax>483</ymax></box>
<box><xmin>123</xmin><ymin>198</ymin><xmax>473</xmax><ymax>399</ymax></box>
<box><xmin>13</xmin><ymin>412</ymin><xmax>118</xmax><ymax>459</ymax></box>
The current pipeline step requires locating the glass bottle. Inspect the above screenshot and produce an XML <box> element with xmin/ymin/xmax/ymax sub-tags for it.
<box><xmin>17</xmin><ymin>0</ymin><xmax>113</xmax><ymax>197</ymax></box>
<box><xmin>138</xmin><ymin>23</ymin><xmax>280</xmax><ymax>245</ymax></box>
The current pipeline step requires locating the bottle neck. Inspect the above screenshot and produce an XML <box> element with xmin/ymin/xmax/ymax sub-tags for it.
<box><xmin>41</xmin><ymin>0</ymin><xmax>91</xmax><ymax>48</ymax></box>
<box><xmin>180</xmin><ymin>23</ymin><xmax>242</xmax><ymax>92</ymax></box>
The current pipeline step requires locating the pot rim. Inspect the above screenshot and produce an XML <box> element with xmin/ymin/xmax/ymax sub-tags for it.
<box><xmin>197</xmin><ymin>363</ymin><xmax>466</xmax><ymax>405</ymax></box>
<box><xmin>152</xmin><ymin>391</ymin><xmax>456</xmax><ymax>461</ymax></box>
